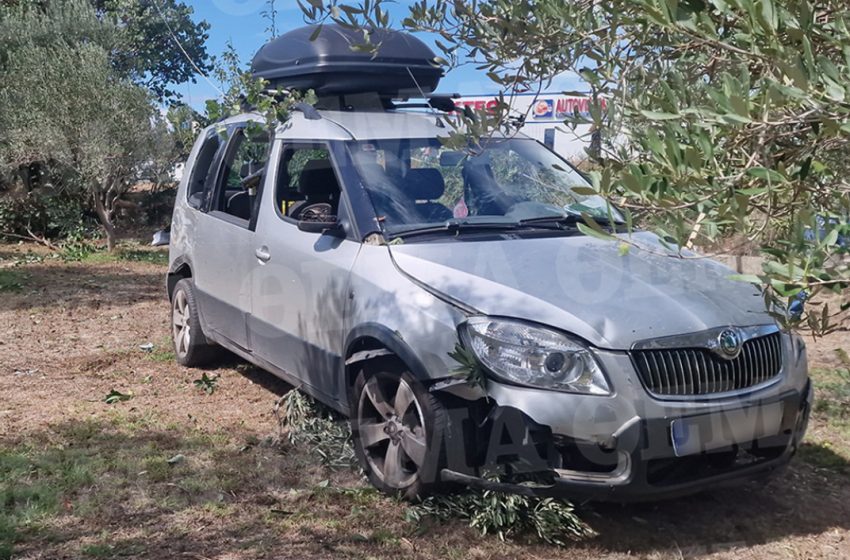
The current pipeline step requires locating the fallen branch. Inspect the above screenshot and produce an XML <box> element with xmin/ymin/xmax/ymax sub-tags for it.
<box><xmin>0</xmin><ymin>229</ymin><xmax>60</xmax><ymax>251</ymax></box>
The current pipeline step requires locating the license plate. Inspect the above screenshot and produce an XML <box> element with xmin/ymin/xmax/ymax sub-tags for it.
<box><xmin>670</xmin><ymin>402</ymin><xmax>784</xmax><ymax>457</ymax></box>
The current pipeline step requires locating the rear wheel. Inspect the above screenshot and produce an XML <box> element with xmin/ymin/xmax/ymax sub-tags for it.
<box><xmin>351</xmin><ymin>367</ymin><xmax>447</xmax><ymax>500</ymax></box>
<box><xmin>171</xmin><ymin>279</ymin><xmax>218</xmax><ymax>367</ymax></box>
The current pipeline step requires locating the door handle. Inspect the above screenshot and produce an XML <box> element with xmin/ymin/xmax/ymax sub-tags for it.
<box><xmin>255</xmin><ymin>247</ymin><xmax>271</xmax><ymax>263</ymax></box>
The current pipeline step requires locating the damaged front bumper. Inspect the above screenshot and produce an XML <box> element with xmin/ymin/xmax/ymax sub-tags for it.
<box><xmin>434</xmin><ymin>348</ymin><xmax>812</xmax><ymax>502</ymax></box>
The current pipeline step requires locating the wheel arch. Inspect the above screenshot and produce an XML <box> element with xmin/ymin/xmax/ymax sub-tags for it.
<box><xmin>344</xmin><ymin>323</ymin><xmax>434</xmax><ymax>390</ymax></box>
<box><xmin>166</xmin><ymin>257</ymin><xmax>193</xmax><ymax>301</ymax></box>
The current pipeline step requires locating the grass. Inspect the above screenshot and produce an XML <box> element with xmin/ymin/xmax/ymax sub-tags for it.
<box><xmin>799</xmin><ymin>366</ymin><xmax>850</xmax><ymax>473</ymax></box>
<box><xmin>0</xmin><ymin>442</ymin><xmax>98</xmax><ymax>560</ymax></box>
<box><xmin>145</xmin><ymin>340</ymin><xmax>175</xmax><ymax>363</ymax></box>
<box><xmin>0</xmin><ymin>411</ymin><xmax>397</xmax><ymax>559</ymax></box>
<box><xmin>80</xmin><ymin>247</ymin><xmax>168</xmax><ymax>267</ymax></box>
<box><xmin>0</xmin><ymin>268</ymin><xmax>27</xmax><ymax>292</ymax></box>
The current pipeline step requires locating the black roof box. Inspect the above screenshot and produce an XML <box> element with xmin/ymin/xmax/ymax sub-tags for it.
<box><xmin>251</xmin><ymin>25</ymin><xmax>443</xmax><ymax>97</ymax></box>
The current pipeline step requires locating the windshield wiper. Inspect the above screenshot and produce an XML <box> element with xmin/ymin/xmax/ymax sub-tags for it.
<box><xmin>520</xmin><ymin>213</ymin><xmax>626</xmax><ymax>228</ymax></box>
<box><xmin>517</xmin><ymin>214</ymin><xmax>581</xmax><ymax>227</ymax></box>
<box><xmin>390</xmin><ymin>220</ymin><xmax>525</xmax><ymax>239</ymax></box>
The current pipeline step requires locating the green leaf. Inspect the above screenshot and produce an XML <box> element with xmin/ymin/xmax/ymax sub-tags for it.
<box><xmin>823</xmin><ymin>228</ymin><xmax>839</xmax><ymax>247</ymax></box>
<box><xmin>577</xmin><ymin>222</ymin><xmax>615</xmax><ymax>241</ymax></box>
<box><xmin>737</xmin><ymin>187</ymin><xmax>769</xmax><ymax>196</ymax></box>
<box><xmin>746</xmin><ymin>167</ymin><xmax>786</xmax><ymax>183</ymax></box>
<box><xmin>309</xmin><ymin>24</ymin><xmax>324</xmax><ymax>42</ymax></box>
<box><xmin>728</xmin><ymin>274</ymin><xmax>763</xmax><ymax>285</ymax></box>
<box><xmin>104</xmin><ymin>389</ymin><xmax>132</xmax><ymax>405</ymax></box>
<box><xmin>640</xmin><ymin>110</ymin><xmax>681</xmax><ymax>121</ymax></box>
<box><xmin>570</xmin><ymin>186</ymin><xmax>598</xmax><ymax>196</ymax></box>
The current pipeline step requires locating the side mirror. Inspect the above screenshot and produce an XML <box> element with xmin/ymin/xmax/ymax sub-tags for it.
<box><xmin>151</xmin><ymin>228</ymin><xmax>170</xmax><ymax>247</ymax></box>
<box><xmin>297</xmin><ymin>219</ymin><xmax>343</xmax><ymax>235</ymax></box>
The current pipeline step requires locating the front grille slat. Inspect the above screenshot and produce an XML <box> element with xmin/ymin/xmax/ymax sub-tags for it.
<box><xmin>632</xmin><ymin>332</ymin><xmax>783</xmax><ymax>398</ymax></box>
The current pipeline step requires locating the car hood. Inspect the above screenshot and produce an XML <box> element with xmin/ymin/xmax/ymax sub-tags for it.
<box><xmin>388</xmin><ymin>232</ymin><xmax>774</xmax><ymax>350</ymax></box>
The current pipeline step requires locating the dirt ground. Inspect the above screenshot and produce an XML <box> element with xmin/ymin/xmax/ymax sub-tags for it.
<box><xmin>1</xmin><ymin>242</ymin><xmax>849</xmax><ymax>560</ymax></box>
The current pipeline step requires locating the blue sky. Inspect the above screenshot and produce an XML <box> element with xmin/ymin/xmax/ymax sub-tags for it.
<box><xmin>178</xmin><ymin>0</ymin><xmax>582</xmax><ymax>108</ymax></box>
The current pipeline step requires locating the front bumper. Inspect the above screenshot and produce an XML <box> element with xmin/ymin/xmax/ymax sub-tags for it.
<box><xmin>436</xmin><ymin>346</ymin><xmax>812</xmax><ymax>502</ymax></box>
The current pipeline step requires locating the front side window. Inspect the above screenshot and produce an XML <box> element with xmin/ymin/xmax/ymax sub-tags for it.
<box><xmin>346</xmin><ymin>138</ymin><xmax>622</xmax><ymax>236</ymax></box>
<box><xmin>274</xmin><ymin>143</ymin><xmax>341</xmax><ymax>222</ymax></box>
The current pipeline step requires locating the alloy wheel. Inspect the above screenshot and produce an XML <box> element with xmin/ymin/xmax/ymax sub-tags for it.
<box><xmin>357</xmin><ymin>376</ymin><xmax>428</xmax><ymax>489</ymax></box>
<box><xmin>172</xmin><ymin>290</ymin><xmax>191</xmax><ymax>359</ymax></box>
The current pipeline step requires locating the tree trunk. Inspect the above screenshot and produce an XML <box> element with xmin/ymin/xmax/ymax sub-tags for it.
<box><xmin>92</xmin><ymin>191</ymin><xmax>117</xmax><ymax>252</ymax></box>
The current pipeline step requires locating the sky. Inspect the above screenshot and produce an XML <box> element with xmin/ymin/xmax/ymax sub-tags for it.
<box><xmin>177</xmin><ymin>0</ymin><xmax>583</xmax><ymax>109</ymax></box>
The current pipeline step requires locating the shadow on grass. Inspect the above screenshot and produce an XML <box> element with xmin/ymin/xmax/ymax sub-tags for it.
<box><xmin>0</xmin><ymin>417</ymin><xmax>368</xmax><ymax>560</ymax></box>
<box><xmin>579</xmin><ymin>446</ymin><xmax>850</xmax><ymax>556</ymax></box>
<box><xmin>0</xmin><ymin>263</ymin><xmax>164</xmax><ymax>312</ymax></box>
<box><xmin>4</xmin><ymin>409</ymin><xmax>850</xmax><ymax>559</ymax></box>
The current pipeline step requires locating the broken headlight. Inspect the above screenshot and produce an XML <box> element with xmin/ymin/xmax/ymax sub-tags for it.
<box><xmin>461</xmin><ymin>317</ymin><xmax>611</xmax><ymax>395</ymax></box>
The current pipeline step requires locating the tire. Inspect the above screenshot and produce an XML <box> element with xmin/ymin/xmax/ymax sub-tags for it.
<box><xmin>171</xmin><ymin>278</ymin><xmax>218</xmax><ymax>367</ymax></box>
<box><xmin>351</xmin><ymin>365</ymin><xmax>448</xmax><ymax>501</ymax></box>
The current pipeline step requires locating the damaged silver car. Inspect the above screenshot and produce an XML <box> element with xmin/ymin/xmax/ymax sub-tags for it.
<box><xmin>166</xmin><ymin>25</ymin><xmax>811</xmax><ymax>501</ymax></box>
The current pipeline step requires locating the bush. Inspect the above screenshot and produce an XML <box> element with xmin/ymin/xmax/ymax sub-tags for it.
<box><xmin>60</xmin><ymin>224</ymin><xmax>100</xmax><ymax>262</ymax></box>
<box><xmin>0</xmin><ymin>187</ymin><xmax>89</xmax><ymax>241</ymax></box>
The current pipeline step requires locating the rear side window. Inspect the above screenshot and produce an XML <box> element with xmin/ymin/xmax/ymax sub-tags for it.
<box><xmin>212</xmin><ymin>128</ymin><xmax>270</xmax><ymax>218</ymax></box>
<box><xmin>219</xmin><ymin>130</ymin><xmax>270</xmax><ymax>197</ymax></box>
<box><xmin>186</xmin><ymin>132</ymin><xmax>222</xmax><ymax>209</ymax></box>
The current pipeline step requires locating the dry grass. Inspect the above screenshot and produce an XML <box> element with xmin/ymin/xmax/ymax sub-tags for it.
<box><xmin>1</xmin><ymin>241</ymin><xmax>849</xmax><ymax>559</ymax></box>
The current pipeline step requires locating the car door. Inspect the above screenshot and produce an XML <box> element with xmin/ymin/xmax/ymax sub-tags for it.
<box><xmin>248</xmin><ymin>140</ymin><xmax>361</xmax><ymax>403</ymax></box>
<box><xmin>191</xmin><ymin>124</ymin><xmax>270</xmax><ymax>351</ymax></box>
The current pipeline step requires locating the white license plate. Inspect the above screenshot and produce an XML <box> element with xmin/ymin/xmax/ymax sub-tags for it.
<box><xmin>670</xmin><ymin>402</ymin><xmax>785</xmax><ymax>457</ymax></box>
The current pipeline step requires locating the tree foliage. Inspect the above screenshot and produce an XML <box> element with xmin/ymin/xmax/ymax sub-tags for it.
<box><xmin>302</xmin><ymin>0</ymin><xmax>850</xmax><ymax>334</ymax></box>
<box><xmin>0</xmin><ymin>0</ymin><xmax>167</xmax><ymax>250</ymax></box>
<box><xmin>92</xmin><ymin>0</ymin><xmax>212</xmax><ymax>102</ymax></box>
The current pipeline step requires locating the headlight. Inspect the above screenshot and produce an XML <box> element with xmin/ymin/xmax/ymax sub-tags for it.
<box><xmin>461</xmin><ymin>317</ymin><xmax>611</xmax><ymax>395</ymax></box>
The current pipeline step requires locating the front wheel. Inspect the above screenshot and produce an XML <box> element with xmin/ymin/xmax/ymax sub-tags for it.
<box><xmin>351</xmin><ymin>367</ymin><xmax>448</xmax><ymax>500</ymax></box>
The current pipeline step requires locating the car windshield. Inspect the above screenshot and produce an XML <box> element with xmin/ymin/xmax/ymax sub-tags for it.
<box><xmin>345</xmin><ymin>137</ymin><xmax>623</xmax><ymax>236</ymax></box>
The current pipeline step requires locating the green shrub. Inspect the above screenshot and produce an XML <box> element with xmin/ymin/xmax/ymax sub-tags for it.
<box><xmin>60</xmin><ymin>225</ymin><xmax>99</xmax><ymax>262</ymax></box>
<box><xmin>0</xmin><ymin>186</ymin><xmax>89</xmax><ymax>241</ymax></box>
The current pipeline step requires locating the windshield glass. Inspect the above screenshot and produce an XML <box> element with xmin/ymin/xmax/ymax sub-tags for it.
<box><xmin>345</xmin><ymin>137</ymin><xmax>623</xmax><ymax>235</ymax></box>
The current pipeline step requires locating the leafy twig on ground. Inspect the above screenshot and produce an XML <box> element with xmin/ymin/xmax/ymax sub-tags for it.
<box><xmin>274</xmin><ymin>388</ymin><xmax>357</xmax><ymax>470</ymax></box>
<box><xmin>103</xmin><ymin>389</ymin><xmax>133</xmax><ymax>404</ymax></box>
<box><xmin>407</xmin><ymin>489</ymin><xmax>594</xmax><ymax>546</ymax></box>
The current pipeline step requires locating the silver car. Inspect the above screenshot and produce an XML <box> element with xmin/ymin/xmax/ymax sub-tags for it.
<box><xmin>167</xmin><ymin>106</ymin><xmax>811</xmax><ymax>501</ymax></box>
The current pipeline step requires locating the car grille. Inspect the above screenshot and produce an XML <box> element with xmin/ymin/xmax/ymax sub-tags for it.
<box><xmin>631</xmin><ymin>333</ymin><xmax>783</xmax><ymax>397</ymax></box>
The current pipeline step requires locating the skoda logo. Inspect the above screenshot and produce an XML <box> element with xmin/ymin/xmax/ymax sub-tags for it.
<box><xmin>717</xmin><ymin>329</ymin><xmax>743</xmax><ymax>359</ymax></box>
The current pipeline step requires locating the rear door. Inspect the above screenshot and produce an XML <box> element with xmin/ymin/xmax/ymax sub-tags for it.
<box><xmin>248</xmin><ymin>140</ymin><xmax>361</xmax><ymax>403</ymax></box>
<box><xmin>191</xmin><ymin>124</ymin><xmax>270</xmax><ymax>350</ymax></box>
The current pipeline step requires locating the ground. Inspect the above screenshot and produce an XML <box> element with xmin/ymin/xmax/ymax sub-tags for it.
<box><xmin>1</xmin><ymin>242</ymin><xmax>849</xmax><ymax>560</ymax></box>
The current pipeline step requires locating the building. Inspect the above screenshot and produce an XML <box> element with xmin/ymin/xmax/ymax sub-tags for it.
<box><xmin>454</xmin><ymin>93</ymin><xmax>604</xmax><ymax>160</ymax></box>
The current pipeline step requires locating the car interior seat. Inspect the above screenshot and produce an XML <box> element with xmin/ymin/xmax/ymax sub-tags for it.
<box><xmin>225</xmin><ymin>161</ymin><xmax>263</xmax><ymax>221</ymax></box>
<box><xmin>289</xmin><ymin>159</ymin><xmax>340</xmax><ymax>219</ymax></box>
<box><xmin>462</xmin><ymin>161</ymin><xmax>513</xmax><ymax>216</ymax></box>
<box><xmin>404</xmin><ymin>168</ymin><xmax>453</xmax><ymax>222</ymax></box>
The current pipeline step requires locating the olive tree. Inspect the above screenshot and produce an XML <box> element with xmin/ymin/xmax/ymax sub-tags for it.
<box><xmin>0</xmin><ymin>0</ymin><xmax>163</xmax><ymax>250</ymax></box>
<box><xmin>300</xmin><ymin>0</ymin><xmax>850</xmax><ymax>334</ymax></box>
